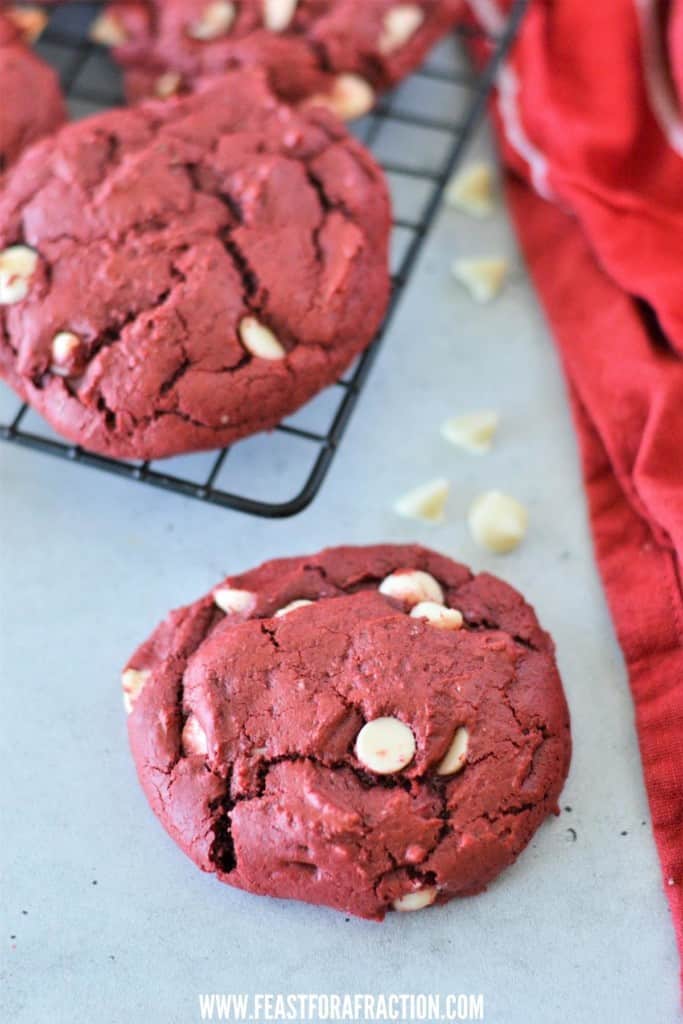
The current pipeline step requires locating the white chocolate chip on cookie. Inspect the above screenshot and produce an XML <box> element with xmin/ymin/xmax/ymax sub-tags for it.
<box><xmin>452</xmin><ymin>257</ymin><xmax>508</xmax><ymax>303</ymax></box>
<box><xmin>469</xmin><ymin>490</ymin><xmax>528</xmax><ymax>554</ymax></box>
<box><xmin>238</xmin><ymin>317</ymin><xmax>286</xmax><ymax>360</ymax></box>
<box><xmin>7</xmin><ymin>5</ymin><xmax>48</xmax><ymax>42</ymax></box>
<box><xmin>50</xmin><ymin>331</ymin><xmax>81</xmax><ymax>376</ymax></box>
<box><xmin>441</xmin><ymin>411</ymin><xmax>499</xmax><ymax>454</ymax></box>
<box><xmin>263</xmin><ymin>0</ymin><xmax>298</xmax><ymax>31</ymax></box>
<box><xmin>188</xmin><ymin>1</ymin><xmax>236</xmax><ymax>40</ymax></box>
<box><xmin>182</xmin><ymin>714</ymin><xmax>208</xmax><ymax>756</ymax></box>
<box><xmin>436</xmin><ymin>725</ymin><xmax>469</xmax><ymax>775</ymax></box>
<box><xmin>122</xmin><ymin>668</ymin><xmax>151</xmax><ymax>715</ymax></box>
<box><xmin>379</xmin><ymin>4</ymin><xmax>425</xmax><ymax>55</ymax></box>
<box><xmin>0</xmin><ymin>246</ymin><xmax>38</xmax><ymax>305</ymax></box>
<box><xmin>274</xmin><ymin>599</ymin><xmax>314</xmax><ymax>617</ymax></box>
<box><xmin>393</xmin><ymin>886</ymin><xmax>437</xmax><ymax>911</ymax></box>
<box><xmin>308</xmin><ymin>74</ymin><xmax>375</xmax><ymax>121</ymax></box>
<box><xmin>154</xmin><ymin>72</ymin><xmax>182</xmax><ymax>98</ymax></box>
<box><xmin>445</xmin><ymin>162</ymin><xmax>495</xmax><ymax>218</ymax></box>
<box><xmin>213</xmin><ymin>587</ymin><xmax>257</xmax><ymax>615</ymax></box>
<box><xmin>410</xmin><ymin>602</ymin><xmax>463</xmax><ymax>630</ymax></box>
<box><xmin>356</xmin><ymin>717</ymin><xmax>416</xmax><ymax>774</ymax></box>
<box><xmin>394</xmin><ymin>478</ymin><xmax>449</xmax><ymax>524</ymax></box>
<box><xmin>379</xmin><ymin>569</ymin><xmax>444</xmax><ymax>608</ymax></box>
<box><xmin>90</xmin><ymin>12</ymin><xmax>127</xmax><ymax>46</ymax></box>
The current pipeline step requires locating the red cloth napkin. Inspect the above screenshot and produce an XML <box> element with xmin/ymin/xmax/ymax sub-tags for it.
<box><xmin>468</xmin><ymin>0</ymin><xmax>683</xmax><ymax>987</ymax></box>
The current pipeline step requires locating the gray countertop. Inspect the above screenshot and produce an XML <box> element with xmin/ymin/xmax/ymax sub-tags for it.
<box><xmin>1</xmin><ymin>35</ymin><xmax>681</xmax><ymax>1024</ymax></box>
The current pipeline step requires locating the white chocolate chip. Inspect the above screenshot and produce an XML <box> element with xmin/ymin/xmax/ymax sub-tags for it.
<box><xmin>263</xmin><ymin>0</ymin><xmax>298</xmax><ymax>31</ymax></box>
<box><xmin>445</xmin><ymin>162</ymin><xmax>495</xmax><ymax>218</ymax></box>
<box><xmin>0</xmin><ymin>246</ymin><xmax>38</xmax><ymax>305</ymax></box>
<box><xmin>50</xmin><ymin>331</ymin><xmax>81</xmax><ymax>375</ymax></box>
<box><xmin>122</xmin><ymin>668</ymin><xmax>151</xmax><ymax>715</ymax></box>
<box><xmin>7</xmin><ymin>5</ymin><xmax>47</xmax><ymax>42</ymax></box>
<box><xmin>379</xmin><ymin>4</ymin><xmax>425</xmax><ymax>55</ymax></box>
<box><xmin>394</xmin><ymin>478</ymin><xmax>449</xmax><ymax>524</ymax></box>
<box><xmin>213</xmin><ymin>587</ymin><xmax>257</xmax><ymax>615</ymax></box>
<box><xmin>355</xmin><ymin>717</ymin><xmax>416</xmax><ymax>774</ymax></box>
<box><xmin>308</xmin><ymin>74</ymin><xmax>375</xmax><ymax>121</ymax></box>
<box><xmin>90</xmin><ymin>12</ymin><xmax>127</xmax><ymax>46</ymax></box>
<box><xmin>238</xmin><ymin>316</ymin><xmax>286</xmax><ymax>360</ymax></box>
<box><xmin>452</xmin><ymin>257</ymin><xmax>508</xmax><ymax>303</ymax></box>
<box><xmin>393</xmin><ymin>886</ymin><xmax>437</xmax><ymax>912</ymax></box>
<box><xmin>188</xmin><ymin>1</ymin><xmax>236</xmax><ymax>40</ymax></box>
<box><xmin>441</xmin><ymin>411</ymin><xmax>499</xmax><ymax>454</ymax></box>
<box><xmin>379</xmin><ymin>569</ymin><xmax>444</xmax><ymax>608</ymax></box>
<box><xmin>469</xmin><ymin>490</ymin><xmax>528</xmax><ymax>554</ymax></box>
<box><xmin>182</xmin><ymin>714</ymin><xmax>208</xmax><ymax>756</ymax></box>
<box><xmin>410</xmin><ymin>602</ymin><xmax>463</xmax><ymax>630</ymax></box>
<box><xmin>436</xmin><ymin>725</ymin><xmax>469</xmax><ymax>775</ymax></box>
<box><xmin>154</xmin><ymin>71</ymin><xmax>182</xmax><ymax>98</ymax></box>
<box><xmin>274</xmin><ymin>599</ymin><xmax>314</xmax><ymax>618</ymax></box>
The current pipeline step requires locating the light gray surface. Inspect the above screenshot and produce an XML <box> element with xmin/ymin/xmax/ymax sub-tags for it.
<box><xmin>1</xmin><ymin>44</ymin><xmax>681</xmax><ymax>1024</ymax></box>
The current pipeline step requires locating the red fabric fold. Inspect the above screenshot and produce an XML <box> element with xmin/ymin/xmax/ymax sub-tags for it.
<box><xmin>468</xmin><ymin>0</ymin><xmax>683</xmax><ymax>988</ymax></box>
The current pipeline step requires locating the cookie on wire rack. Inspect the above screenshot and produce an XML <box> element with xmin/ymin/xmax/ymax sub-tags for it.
<box><xmin>0</xmin><ymin>68</ymin><xmax>391</xmax><ymax>459</ymax></box>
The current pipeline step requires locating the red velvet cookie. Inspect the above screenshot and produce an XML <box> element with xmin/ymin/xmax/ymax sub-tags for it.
<box><xmin>122</xmin><ymin>544</ymin><xmax>571</xmax><ymax>919</ymax></box>
<box><xmin>93</xmin><ymin>0</ymin><xmax>463</xmax><ymax>114</ymax></box>
<box><xmin>0</xmin><ymin>11</ymin><xmax>64</xmax><ymax>172</ymax></box>
<box><xmin>0</xmin><ymin>70</ymin><xmax>390</xmax><ymax>459</ymax></box>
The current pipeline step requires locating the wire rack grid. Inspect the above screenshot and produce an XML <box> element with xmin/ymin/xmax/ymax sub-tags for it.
<box><xmin>0</xmin><ymin>1</ymin><xmax>526</xmax><ymax>517</ymax></box>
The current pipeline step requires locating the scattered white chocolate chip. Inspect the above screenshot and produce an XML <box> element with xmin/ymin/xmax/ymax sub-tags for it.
<box><xmin>90</xmin><ymin>12</ymin><xmax>127</xmax><ymax>46</ymax></box>
<box><xmin>213</xmin><ymin>587</ymin><xmax>257</xmax><ymax>615</ymax></box>
<box><xmin>410</xmin><ymin>602</ymin><xmax>463</xmax><ymax>631</ymax></box>
<box><xmin>238</xmin><ymin>316</ymin><xmax>286</xmax><ymax>360</ymax></box>
<box><xmin>379</xmin><ymin>4</ymin><xmax>424</xmax><ymax>55</ymax></box>
<box><xmin>469</xmin><ymin>490</ymin><xmax>528</xmax><ymax>554</ymax></box>
<box><xmin>7</xmin><ymin>5</ymin><xmax>47</xmax><ymax>42</ymax></box>
<box><xmin>50</xmin><ymin>331</ymin><xmax>81</xmax><ymax>375</ymax></box>
<box><xmin>263</xmin><ymin>0</ymin><xmax>298</xmax><ymax>31</ymax></box>
<box><xmin>452</xmin><ymin>257</ymin><xmax>508</xmax><ymax>304</ymax></box>
<box><xmin>436</xmin><ymin>725</ymin><xmax>469</xmax><ymax>775</ymax></box>
<box><xmin>182</xmin><ymin>714</ymin><xmax>208</xmax><ymax>756</ymax></box>
<box><xmin>308</xmin><ymin>74</ymin><xmax>375</xmax><ymax>121</ymax></box>
<box><xmin>394</xmin><ymin>478</ymin><xmax>449</xmax><ymax>524</ymax></box>
<box><xmin>154</xmin><ymin>71</ymin><xmax>182</xmax><ymax>98</ymax></box>
<box><xmin>379</xmin><ymin>569</ymin><xmax>444</xmax><ymax>608</ymax></box>
<box><xmin>356</xmin><ymin>717</ymin><xmax>416</xmax><ymax>774</ymax></box>
<box><xmin>441</xmin><ymin>411</ymin><xmax>499</xmax><ymax>454</ymax></box>
<box><xmin>188</xmin><ymin>0</ymin><xmax>236</xmax><ymax>40</ymax></box>
<box><xmin>0</xmin><ymin>246</ymin><xmax>38</xmax><ymax>305</ymax></box>
<box><xmin>393</xmin><ymin>886</ymin><xmax>437</xmax><ymax>912</ymax></box>
<box><xmin>274</xmin><ymin>599</ymin><xmax>314</xmax><ymax>618</ymax></box>
<box><xmin>445</xmin><ymin>162</ymin><xmax>495</xmax><ymax>218</ymax></box>
<box><xmin>121</xmin><ymin>668</ymin><xmax>151</xmax><ymax>715</ymax></box>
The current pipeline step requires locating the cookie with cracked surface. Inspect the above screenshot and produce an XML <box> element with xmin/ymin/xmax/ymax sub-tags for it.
<box><xmin>0</xmin><ymin>11</ymin><xmax>64</xmax><ymax>172</ymax></box>
<box><xmin>123</xmin><ymin>543</ymin><xmax>571</xmax><ymax>919</ymax></box>
<box><xmin>93</xmin><ymin>0</ymin><xmax>463</xmax><ymax>112</ymax></box>
<box><xmin>0</xmin><ymin>69</ymin><xmax>390</xmax><ymax>459</ymax></box>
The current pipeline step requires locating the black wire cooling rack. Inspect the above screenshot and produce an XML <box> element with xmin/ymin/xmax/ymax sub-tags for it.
<box><xmin>0</xmin><ymin>1</ymin><xmax>526</xmax><ymax>517</ymax></box>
